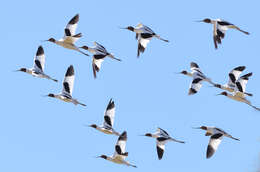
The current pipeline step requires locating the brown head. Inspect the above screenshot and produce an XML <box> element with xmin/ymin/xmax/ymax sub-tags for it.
<box><xmin>98</xmin><ymin>155</ymin><xmax>107</xmax><ymax>159</ymax></box>
<box><xmin>47</xmin><ymin>93</ymin><xmax>55</xmax><ymax>98</ymax></box>
<box><xmin>217</xmin><ymin>91</ymin><xmax>228</xmax><ymax>96</ymax></box>
<box><xmin>196</xmin><ymin>18</ymin><xmax>211</xmax><ymax>23</ymax></box>
<box><xmin>144</xmin><ymin>133</ymin><xmax>152</xmax><ymax>137</ymax></box>
<box><xmin>47</xmin><ymin>38</ymin><xmax>56</xmax><ymax>43</ymax></box>
<box><xmin>80</xmin><ymin>46</ymin><xmax>88</xmax><ymax>50</ymax></box>
<box><xmin>89</xmin><ymin>124</ymin><xmax>97</xmax><ymax>129</ymax></box>
<box><xmin>120</xmin><ymin>26</ymin><xmax>135</xmax><ymax>32</ymax></box>
<box><xmin>17</xmin><ymin>68</ymin><xmax>27</xmax><ymax>72</ymax></box>
<box><xmin>180</xmin><ymin>70</ymin><xmax>188</xmax><ymax>75</ymax></box>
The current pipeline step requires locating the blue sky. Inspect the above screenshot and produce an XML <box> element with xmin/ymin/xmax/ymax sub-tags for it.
<box><xmin>1</xmin><ymin>0</ymin><xmax>260</xmax><ymax>171</ymax></box>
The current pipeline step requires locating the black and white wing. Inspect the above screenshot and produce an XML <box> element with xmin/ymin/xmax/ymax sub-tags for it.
<box><xmin>156</xmin><ymin>137</ymin><xmax>167</xmax><ymax>160</ymax></box>
<box><xmin>228</xmin><ymin>66</ymin><xmax>246</xmax><ymax>88</ymax></box>
<box><xmin>207</xmin><ymin>133</ymin><xmax>223</xmax><ymax>159</ymax></box>
<box><xmin>137</xmin><ymin>34</ymin><xmax>152</xmax><ymax>57</ymax></box>
<box><xmin>92</xmin><ymin>55</ymin><xmax>105</xmax><ymax>79</ymax></box>
<box><xmin>190</xmin><ymin>62</ymin><xmax>202</xmax><ymax>73</ymax></box>
<box><xmin>64</xmin><ymin>14</ymin><xmax>81</xmax><ymax>44</ymax></box>
<box><xmin>33</xmin><ymin>46</ymin><xmax>45</xmax><ymax>73</ymax></box>
<box><xmin>188</xmin><ymin>77</ymin><xmax>203</xmax><ymax>95</ymax></box>
<box><xmin>94</xmin><ymin>42</ymin><xmax>108</xmax><ymax>54</ymax></box>
<box><xmin>235</xmin><ymin>72</ymin><xmax>252</xmax><ymax>97</ymax></box>
<box><xmin>157</xmin><ymin>128</ymin><xmax>169</xmax><ymax>137</ymax></box>
<box><xmin>113</xmin><ymin>131</ymin><xmax>128</xmax><ymax>160</ymax></box>
<box><xmin>62</xmin><ymin>65</ymin><xmax>75</xmax><ymax>96</ymax></box>
<box><xmin>103</xmin><ymin>98</ymin><xmax>116</xmax><ymax>128</ymax></box>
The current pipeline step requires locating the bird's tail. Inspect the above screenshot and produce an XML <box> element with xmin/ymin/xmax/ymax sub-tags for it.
<box><xmin>234</xmin><ymin>26</ymin><xmax>250</xmax><ymax>35</ymax></box>
<box><xmin>108</xmin><ymin>54</ymin><xmax>121</xmax><ymax>61</ymax></box>
<box><xmin>170</xmin><ymin>138</ymin><xmax>185</xmax><ymax>143</ymax></box>
<box><xmin>155</xmin><ymin>35</ymin><xmax>169</xmax><ymax>42</ymax></box>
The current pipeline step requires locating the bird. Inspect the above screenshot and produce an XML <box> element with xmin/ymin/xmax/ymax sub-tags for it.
<box><xmin>16</xmin><ymin>46</ymin><xmax>58</xmax><ymax>82</ymax></box>
<box><xmin>87</xmin><ymin>98</ymin><xmax>120</xmax><ymax>136</ymax></box>
<box><xmin>142</xmin><ymin>128</ymin><xmax>185</xmax><ymax>160</ymax></box>
<box><xmin>46</xmin><ymin>65</ymin><xmax>86</xmax><ymax>106</ymax></box>
<box><xmin>197</xmin><ymin>18</ymin><xmax>249</xmax><ymax>49</ymax></box>
<box><xmin>97</xmin><ymin>131</ymin><xmax>137</xmax><ymax>168</ymax></box>
<box><xmin>216</xmin><ymin>72</ymin><xmax>260</xmax><ymax>111</ymax></box>
<box><xmin>80</xmin><ymin>42</ymin><xmax>121</xmax><ymax>78</ymax></box>
<box><xmin>45</xmin><ymin>14</ymin><xmax>89</xmax><ymax>56</ymax></box>
<box><xmin>213</xmin><ymin>66</ymin><xmax>253</xmax><ymax>97</ymax></box>
<box><xmin>193</xmin><ymin>126</ymin><xmax>239</xmax><ymax>159</ymax></box>
<box><xmin>120</xmin><ymin>23</ymin><xmax>169</xmax><ymax>57</ymax></box>
<box><xmin>179</xmin><ymin>62</ymin><xmax>215</xmax><ymax>95</ymax></box>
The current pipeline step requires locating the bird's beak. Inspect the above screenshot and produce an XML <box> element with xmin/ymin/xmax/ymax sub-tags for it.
<box><xmin>215</xmin><ymin>93</ymin><xmax>222</xmax><ymax>96</ymax></box>
<box><xmin>42</xmin><ymin>40</ymin><xmax>48</xmax><ymax>42</ymax></box>
<box><xmin>41</xmin><ymin>95</ymin><xmax>49</xmax><ymax>97</ymax></box>
<box><xmin>138</xmin><ymin>134</ymin><xmax>146</xmax><ymax>137</ymax></box>
<box><xmin>13</xmin><ymin>69</ymin><xmax>20</xmax><ymax>72</ymax></box>
<box><xmin>83</xmin><ymin>124</ymin><xmax>91</xmax><ymax>127</ymax></box>
<box><xmin>192</xmin><ymin>127</ymin><xmax>201</xmax><ymax>129</ymax></box>
<box><xmin>195</xmin><ymin>20</ymin><xmax>204</xmax><ymax>22</ymax></box>
<box><xmin>174</xmin><ymin>72</ymin><xmax>182</xmax><ymax>74</ymax></box>
<box><xmin>118</xmin><ymin>26</ymin><xmax>127</xmax><ymax>29</ymax></box>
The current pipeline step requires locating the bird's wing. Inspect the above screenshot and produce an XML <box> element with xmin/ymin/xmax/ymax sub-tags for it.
<box><xmin>235</xmin><ymin>72</ymin><xmax>252</xmax><ymax>93</ymax></box>
<box><xmin>156</xmin><ymin>137</ymin><xmax>167</xmax><ymax>160</ymax></box>
<box><xmin>33</xmin><ymin>46</ymin><xmax>45</xmax><ymax>73</ymax></box>
<box><xmin>142</xmin><ymin>25</ymin><xmax>155</xmax><ymax>34</ymax></box>
<box><xmin>188</xmin><ymin>77</ymin><xmax>203</xmax><ymax>95</ymax></box>
<box><xmin>228</xmin><ymin>66</ymin><xmax>246</xmax><ymax>88</ymax></box>
<box><xmin>137</xmin><ymin>36</ymin><xmax>152</xmax><ymax>57</ymax></box>
<box><xmin>113</xmin><ymin>131</ymin><xmax>128</xmax><ymax>160</ymax></box>
<box><xmin>62</xmin><ymin>65</ymin><xmax>75</xmax><ymax>96</ymax></box>
<box><xmin>94</xmin><ymin>42</ymin><xmax>108</xmax><ymax>54</ymax></box>
<box><xmin>207</xmin><ymin>133</ymin><xmax>223</xmax><ymax>159</ymax></box>
<box><xmin>103</xmin><ymin>98</ymin><xmax>116</xmax><ymax>128</ymax></box>
<box><xmin>157</xmin><ymin>128</ymin><xmax>169</xmax><ymax>137</ymax></box>
<box><xmin>92</xmin><ymin>56</ymin><xmax>104</xmax><ymax>79</ymax></box>
<box><xmin>190</xmin><ymin>62</ymin><xmax>202</xmax><ymax>73</ymax></box>
<box><xmin>64</xmin><ymin>14</ymin><xmax>79</xmax><ymax>37</ymax></box>
<box><xmin>63</xmin><ymin>14</ymin><xmax>80</xmax><ymax>44</ymax></box>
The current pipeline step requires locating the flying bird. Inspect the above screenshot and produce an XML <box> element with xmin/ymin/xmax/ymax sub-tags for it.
<box><xmin>214</xmin><ymin>66</ymin><xmax>253</xmax><ymax>96</ymax></box>
<box><xmin>46</xmin><ymin>65</ymin><xmax>86</xmax><ymax>106</ymax></box>
<box><xmin>97</xmin><ymin>131</ymin><xmax>137</xmax><ymax>168</ymax></box>
<box><xmin>16</xmin><ymin>46</ymin><xmax>57</xmax><ymax>82</ymax></box>
<box><xmin>87</xmin><ymin>98</ymin><xmax>120</xmax><ymax>136</ymax></box>
<box><xmin>143</xmin><ymin>128</ymin><xmax>185</xmax><ymax>160</ymax></box>
<box><xmin>216</xmin><ymin>72</ymin><xmax>260</xmax><ymax>111</ymax></box>
<box><xmin>193</xmin><ymin>126</ymin><xmax>239</xmax><ymax>159</ymax></box>
<box><xmin>80</xmin><ymin>42</ymin><xmax>121</xmax><ymax>78</ymax></box>
<box><xmin>120</xmin><ymin>23</ymin><xmax>169</xmax><ymax>57</ymax></box>
<box><xmin>45</xmin><ymin>14</ymin><xmax>89</xmax><ymax>56</ymax></box>
<box><xmin>197</xmin><ymin>18</ymin><xmax>249</xmax><ymax>49</ymax></box>
<box><xmin>179</xmin><ymin>62</ymin><xmax>215</xmax><ymax>95</ymax></box>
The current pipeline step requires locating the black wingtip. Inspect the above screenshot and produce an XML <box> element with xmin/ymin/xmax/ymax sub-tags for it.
<box><xmin>65</xmin><ymin>65</ymin><xmax>74</xmax><ymax>77</ymax></box>
<box><xmin>190</xmin><ymin>62</ymin><xmax>199</xmax><ymax>68</ymax></box>
<box><xmin>119</xmin><ymin>131</ymin><xmax>127</xmax><ymax>141</ymax></box>
<box><xmin>206</xmin><ymin>145</ymin><xmax>215</xmax><ymax>159</ymax></box>
<box><xmin>234</xmin><ymin>66</ymin><xmax>246</xmax><ymax>72</ymax></box>
<box><xmin>36</xmin><ymin>46</ymin><xmax>44</xmax><ymax>56</ymax></box>
<box><xmin>107</xmin><ymin>98</ymin><xmax>115</xmax><ymax>110</ymax></box>
<box><xmin>69</xmin><ymin>14</ymin><xmax>79</xmax><ymax>24</ymax></box>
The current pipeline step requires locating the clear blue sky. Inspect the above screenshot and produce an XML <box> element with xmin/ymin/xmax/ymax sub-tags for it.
<box><xmin>1</xmin><ymin>0</ymin><xmax>260</xmax><ymax>171</ymax></box>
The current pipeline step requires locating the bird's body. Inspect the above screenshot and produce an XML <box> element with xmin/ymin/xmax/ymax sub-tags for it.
<box><xmin>80</xmin><ymin>42</ymin><xmax>121</xmax><ymax>78</ymax></box>
<box><xmin>198</xmin><ymin>18</ymin><xmax>249</xmax><ymax>49</ymax></box>
<box><xmin>46</xmin><ymin>14</ymin><xmax>89</xmax><ymax>56</ymax></box>
<box><xmin>144</xmin><ymin>128</ymin><xmax>185</xmax><ymax>160</ymax></box>
<box><xmin>194</xmin><ymin>126</ymin><xmax>239</xmax><ymax>159</ymax></box>
<box><xmin>180</xmin><ymin>62</ymin><xmax>215</xmax><ymax>95</ymax></box>
<box><xmin>121</xmin><ymin>23</ymin><xmax>168</xmax><ymax>57</ymax></box>
<box><xmin>47</xmin><ymin>65</ymin><xmax>86</xmax><ymax>106</ymax></box>
<box><xmin>88</xmin><ymin>98</ymin><xmax>120</xmax><ymax>136</ymax></box>
<box><xmin>16</xmin><ymin>46</ymin><xmax>57</xmax><ymax>82</ymax></box>
<box><xmin>97</xmin><ymin>131</ymin><xmax>137</xmax><ymax>168</ymax></box>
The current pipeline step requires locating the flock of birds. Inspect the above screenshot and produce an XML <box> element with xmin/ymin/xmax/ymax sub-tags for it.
<box><xmin>15</xmin><ymin>13</ymin><xmax>258</xmax><ymax>168</ymax></box>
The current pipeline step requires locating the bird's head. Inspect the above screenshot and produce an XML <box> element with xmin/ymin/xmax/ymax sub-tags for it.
<box><xmin>16</xmin><ymin>68</ymin><xmax>27</xmax><ymax>72</ymax></box>
<box><xmin>196</xmin><ymin>18</ymin><xmax>211</xmax><ymax>23</ymax></box>
<box><xmin>47</xmin><ymin>93</ymin><xmax>55</xmax><ymax>98</ymax></box>
<box><xmin>89</xmin><ymin>124</ymin><xmax>97</xmax><ymax>128</ymax></box>
<box><xmin>217</xmin><ymin>91</ymin><xmax>228</xmax><ymax>96</ymax></box>
<box><xmin>144</xmin><ymin>133</ymin><xmax>152</xmax><ymax>137</ymax></box>
<box><xmin>79</xmin><ymin>45</ymin><xmax>88</xmax><ymax>50</ymax></box>
<box><xmin>180</xmin><ymin>70</ymin><xmax>188</xmax><ymax>75</ymax></box>
<box><xmin>97</xmin><ymin>155</ymin><xmax>107</xmax><ymax>159</ymax></box>
<box><xmin>192</xmin><ymin>126</ymin><xmax>207</xmax><ymax>130</ymax></box>
<box><xmin>120</xmin><ymin>26</ymin><xmax>134</xmax><ymax>32</ymax></box>
<box><xmin>46</xmin><ymin>38</ymin><xmax>56</xmax><ymax>43</ymax></box>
